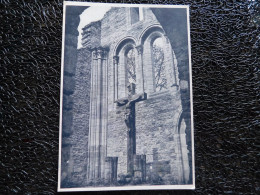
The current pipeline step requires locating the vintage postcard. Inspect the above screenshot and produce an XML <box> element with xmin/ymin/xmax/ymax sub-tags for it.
<box><xmin>58</xmin><ymin>1</ymin><xmax>194</xmax><ymax>191</ymax></box>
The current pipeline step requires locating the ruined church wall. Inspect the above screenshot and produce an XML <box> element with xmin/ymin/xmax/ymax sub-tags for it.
<box><xmin>101</xmin><ymin>7</ymin><xmax>160</xmax><ymax>112</ymax></box>
<box><xmin>135</xmin><ymin>89</ymin><xmax>180</xmax><ymax>162</ymax></box>
<box><xmin>67</xmin><ymin>48</ymin><xmax>92</xmax><ymax>185</ymax></box>
<box><xmin>103</xmin><ymin>7</ymin><xmax>162</xmax><ymax>177</ymax></box>
<box><xmin>63</xmin><ymin>6</ymin><xmax>191</xmax><ymax>186</ymax></box>
<box><xmin>135</xmin><ymin>89</ymin><xmax>183</xmax><ymax>180</ymax></box>
<box><xmin>66</xmin><ymin>20</ymin><xmax>102</xmax><ymax>185</ymax></box>
<box><xmin>104</xmin><ymin>7</ymin><xmax>130</xmax><ymax>176</ymax></box>
<box><xmin>107</xmin><ymin>109</ymin><xmax>128</xmax><ymax>176</ymax></box>
<box><xmin>102</xmin><ymin>7</ymin><xmax>186</xmax><ymax>180</ymax></box>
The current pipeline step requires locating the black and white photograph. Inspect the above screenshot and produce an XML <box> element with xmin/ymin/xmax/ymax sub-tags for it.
<box><xmin>59</xmin><ymin>1</ymin><xmax>194</xmax><ymax>191</ymax></box>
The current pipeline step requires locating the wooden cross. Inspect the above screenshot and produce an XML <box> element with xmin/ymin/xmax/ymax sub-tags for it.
<box><xmin>115</xmin><ymin>83</ymin><xmax>147</xmax><ymax>177</ymax></box>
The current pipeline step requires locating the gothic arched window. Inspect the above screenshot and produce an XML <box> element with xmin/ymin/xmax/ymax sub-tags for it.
<box><xmin>126</xmin><ymin>48</ymin><xmax>136</xmax><ymax>85</ymax></box>
<box><xmin>152</xmin><ymin>37</ymin><xmax>167</xmax><ymax>92</ymax></box>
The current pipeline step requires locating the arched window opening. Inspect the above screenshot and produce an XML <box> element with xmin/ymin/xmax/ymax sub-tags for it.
<box><xmin>126</xmin><ymin>48</ymin><xmax>136</xmax><ymax>86</ymax></box>
<box><xmin>152</xmin><ymin>37</ymin><xmax>167</xmax><ymax>92</ymax></box>
<box><xmin>130</xmin><ymin>8</ymin><xmax>139</xmax><ymax>24</ymax></box>
<box><xmin>114</xmin><ymin>38</ymin><xmax>137</xmax><ymax>99</ymax></box>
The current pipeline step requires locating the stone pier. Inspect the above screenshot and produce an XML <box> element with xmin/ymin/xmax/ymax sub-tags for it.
<box><xmin>87</xmin><ymin>47</ymin><xmax>108</xmax><ymax>182</ymax></box>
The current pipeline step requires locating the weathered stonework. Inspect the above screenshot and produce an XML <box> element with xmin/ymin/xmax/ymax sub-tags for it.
<box><xmin>103</xmin><ymin>7</ymin><xmax>190</xmax><ymax>184</ymax></box>
<box><xmin>68</xmin><ymin>48</ymin><xmax>92</xmax><ymax>185</ymax></box>
<box><xmin>61</xmin><ymin>6</ymin><xmax>86</xmax><ymax>187</ymax></box>
<box><xmin>81</xmin><ymin>21</ymin><xmax>101</xmax><ymax>49</ymax></box>
<box><xmin>63</xmin><ymin>6</ymin><xmax>192</xmax><ymax>187</ymax></box>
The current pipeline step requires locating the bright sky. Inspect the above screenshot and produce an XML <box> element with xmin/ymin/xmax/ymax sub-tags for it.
<box><xmin>77</xmin><ymin>6</ymin><xmax>111</xmax><ymax>49</ymax></box>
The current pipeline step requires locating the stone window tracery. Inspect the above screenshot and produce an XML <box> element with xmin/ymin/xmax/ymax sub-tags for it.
<box><xmin>141</xmin><ymin>27</ymin><xmax>178</xmax><ymax>94</ymax></box>
<box><xmin>126</xmin><ymin>48</ymin><xmax>136</xmax><ymax>85</ymax></box>
<box><xmin>114</xmin><ymin>40</ymin><xmax>137</xmax><ymax>99</ymax></box>
<box><xmin>152</xmin><ymin>37</ymin><xmax>167</xmax><ymax>91</ymax></box>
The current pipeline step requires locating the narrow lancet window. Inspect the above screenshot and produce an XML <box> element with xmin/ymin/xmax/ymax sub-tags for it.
<box><xmin>126</xmin><ymin>48</ymin><xmax>136</xmax><ymax>85</ymax></box>
<box><xmin>130</xmin><ymin>8</ymin><xmax>139</xmax><ymax>24</ymax></box>
<box><xmin>139</xmin><ymin>7</ymin><xmax>144</xmax><ymax>21</ymax></box>
<box><xmin>152</xmin><ymin>37</ymin><xmax>167</xmax><ymax>91</ymax></box>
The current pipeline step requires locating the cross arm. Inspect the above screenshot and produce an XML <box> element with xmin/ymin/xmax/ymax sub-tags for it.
<box><xmin>131</xmin><ymin>92</ymin><xmax>147</xmax><ymax>103</ymax></box>
<box><xmin>115</xmin><ymin>92</ymin><xmax>147</xmax><ymax>107</ymax></box>
<box><xmin>115</xmin><ymin>98</ymin><xmax>129</xmax><ymax>106</ymax></box>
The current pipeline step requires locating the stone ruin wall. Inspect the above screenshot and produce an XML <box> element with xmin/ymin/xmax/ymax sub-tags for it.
<box><xmin>135</xmin><ymin>89</ymin><xmax>183</xmax><ymax>183</ymax></box>
<box><xmin>101</xmin><ymin>7</ymin><xmax>185</xmax><ymax>182</ymax></box>
<box><xmin>101</xmin><ymin>7</ymin><xmax>159</xmax><ymax>176</ymax></box>
<box><xmin>64</xmin><ymin>21</ymin><xmax>101</xmax><ymax>185</ymax></box>
<box><xmin>64</xmin><ymin>7</ymin><xmax>190</xmax><ymax>185</ymax></box>
<box><xmin>68</xmin><ymin>48</ymin><xmax>91</xmax><ymax>185</ymax></box>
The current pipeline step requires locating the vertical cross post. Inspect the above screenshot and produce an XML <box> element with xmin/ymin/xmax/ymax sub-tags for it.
<box><xmin>115</xmin><ymin>83</ymin><xmax>147</xmax><ymax>177</ymax></box>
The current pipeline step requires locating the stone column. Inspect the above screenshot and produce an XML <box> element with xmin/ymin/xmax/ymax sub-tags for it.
<box><xmin>87</xmin><ymin>47</ymin><xmax>108</xmax><ymax>182</ymax></box>
<box><xmin>101</xmin><ymin>49</ymin><xmax>108</xmax><ymax>179</ymax></box>
<box><xmin>113</xmin><ymin>56</ymin><xmax>119</xmax><ymax>101</ymax></box>
<box><xmin>95</xmin><ymin>48</ymin><xmax>102</xmax><ymax>178</ymax></box>
<box><xmin>135</xmin><ymin>45</ymin><xmax>144</xmax><ymax>94</ymax></box>
<box><xmin>87</xmin><ymin>49</ymin><xmax>98</xmax><ymax>181</ymax></box>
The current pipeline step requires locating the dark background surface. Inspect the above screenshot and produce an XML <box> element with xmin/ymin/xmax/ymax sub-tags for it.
<box><xmin>0</xmin><ymin>0</ymin><xmax>259</xmax><ymax>194</ymax></box>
